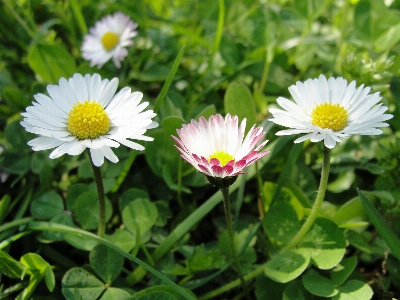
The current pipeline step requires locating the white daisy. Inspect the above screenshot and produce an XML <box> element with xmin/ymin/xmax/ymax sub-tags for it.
<box><xmin>173</xmin><ymin>114</ymin><xmax>269</xmax><ymax>178</ymax></box>
<box><xmin>81</xmin><ymin>12</ymin><xmax>138</xmax><ymax>69</ymax></box>
<box><xmin>269</xmin><ymin>75</ymin><xmax>393</xmax><ymax>149</ymax></box>
<box><xmin>21</xmin><ymin>73</ymin><xmax>158</xmax><ymax>167</ymax></box>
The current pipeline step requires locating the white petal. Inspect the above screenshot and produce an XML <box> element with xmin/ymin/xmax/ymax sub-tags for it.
<box><xmin>90</xmin><ymin>148</ymin><xmax>104</xmax><ymax>166</ymax></box>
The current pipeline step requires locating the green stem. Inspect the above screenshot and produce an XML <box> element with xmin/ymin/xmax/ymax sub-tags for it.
<box><xmin>221</xmin><ymin>187</ymin><xmax>249</xmax><ymax>299</ymax></box>
<box><xmin>90</xmin><ymin>155</ymin><xmax>106</xmax><ymax>238</ymax></box>
<box><xmin>280</xmin><ymin>145</ymin><xmax>331</xmax><ymax>254</ymax></box>
<box><xmin>0</xmin><ymin>217</ymin><xmax>34</xmax><ymax>233</ymax></box>
<box><xmin>200</xmin><ymin>264</ymin><xmax>265</xmax><ymax>300</ymax></box>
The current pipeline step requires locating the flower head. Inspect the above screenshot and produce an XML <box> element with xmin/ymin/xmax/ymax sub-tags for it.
<box><xmin>21</xmin><ymin>73</ymin><xmax>158</xmax><ymax>167</ymax></box>
<box><xmin>81</xmin><ymin>12</ymin><xmax>138</xmax><ymax>69</ymax></box>
<box><xmin>269</xmin><ymin>75</ymin><xmax>393</xmax><ymax>149</ymax></box>
<box><xmin>172</xmin><ymin>114</ymin><xmax>269</xmax><ymax>179</ymax></box>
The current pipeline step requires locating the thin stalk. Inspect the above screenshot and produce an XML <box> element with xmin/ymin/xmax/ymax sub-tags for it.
<box><xmin>0</xmin><ymin>217</ymin><xmax>34</xmax><ymax>233</ymax></box>
<box><xmin>221</xmin><ymin>187</ymin><xmax>249</xmax><ymax>299</ymax></box>
<box><xmin>89</xmin><ymin>155</ymin><xmax>106</xmax><ymax>238</ymax></box>
<box><xmin>279</xmin><ymin>145</ymin><xmax>331</xmax><ymax>254</ymax></box>
<box><xmin>199</xmin><ymin>264</ymin><xmax>265</xmax><ymax>300</ymax></box>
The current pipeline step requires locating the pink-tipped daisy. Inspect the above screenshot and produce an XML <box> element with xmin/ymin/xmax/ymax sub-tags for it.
<box><xmin>21</xmin><ymin>73</ymin><xmax>158</xmax><ymax>167</ymax></box>
<box><xmin>172</xmin><ymin>114</ymin><xmax>269</xmax><ymax>180</ymax></box>
<box><xmin>269</xmin><ymin>75</ymin><xmax>393</xmax><ymax>149</ymax></box>
<box><xmin>81</xmin><ymin>12</ymin><xmax>138</xmax><ymax>69</ymax></box>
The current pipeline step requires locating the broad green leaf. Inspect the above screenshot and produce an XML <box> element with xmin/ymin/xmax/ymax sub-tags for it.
<box><xmin>263</xmin><ymin>201</ymin><xmax>300</xmax><ymax>244</ymax></box>
<box><xmin>283</xmin><ymin>280</ymin><xmax>308</xmax><ymax>300</ymax></box>
<box><xmin>332</xmin><ymin>280</ymin><xmax>373</xmax><ymax>300</ymax></box>
<box><xmin>119</xmin><ymin>188</ymin><xmax>149</xmax><ymax>213</ymax></box>
<box><xmin>333</xmin><ymin>196</ymin><xmax>367</xmax><ymax>224</ymax></box>
<box><xmin>105</xmin><ymin>229</ymin><xmax>136</xmax><ymax>253</ymax></box>
<box><xmin>194</xmin><ymin>104</ymin><xmax>217</xmax><ymax>120</ymax></box>
<box><xmin>254</xmin><ymin>276</ymin><xmax>286</xmax><ymax>300</ymax></box>
<box><xmin>145</xmin><ymin>128</ymin><xmax>181</xmax><ymax>179</ymax></box>
<box><xmin>5</xmin><ymin>120</ymin><xmax>32</xmax><ymax>149</ymax></box>
<box><xmin>30</xmin><ymin>191</ymin><xmax>64</xmax><ymax>220</ymax></box>
<box><xmin>224</xmin><ymin>82</ymin><xmax>257</xmax><ymax>130</ymax></box>
<box><xmin>0</xmin><ymin>149</ymin><xmax>31</xmax><ymax>175</ymax></box>
<box><xmin>28</xmin><ymin>43</ymin><xmax>77</xmax><ymax>83</ymax></box>
<box><xmin>100</xmin><ymin>288</ymin><xmax>132</xmax><ymax>300</ymax></box>
<box><xmin>62</xmin><ymin>267</ymin><xmax>104</xmax><ymax>300</ymax></box>
<box><xmin>131</xmin><ymin>285</ymin><xmax>193</xmax><ymax>300</ymax></box>
<box><xmin>122</xmin><ymin>198</ymin><xmax>158</xmax><ymax>236</ymax></box>
<box><xmin>74</xmin><ymin>191</ymin><xmax>112</xmax><ymax>230</ymax></box>
<box><xmin>66</xmin><ymin>183</ymin><xmax>91</xmax><ymax>211</ymax></box>
<box><xmin>161</xmin><ymin>116</ymin><xmax>186</xmax><ymax>136</ymax></box>
<box><xmin>43</xmin><ymin>212</ymin><xmax>76</xmax><ymax>241</ymax></box>
<box><xmin>302</xmin><ymin>269</ymin><xmax>338</xmax><ymax>297</ymax></box>
<box><xmin>265</xmin><ymin>248</ymin><xmax>310</xmax><ymax>283</ymax></box>
<box><xmin>300</xmin><ymin>218</ymin><xmax>346</xmax><ymax>269</ymax></box>
<box><xmin>331</xmin><ymin>256</ymin><xmax>358</xmax><ymax>286</ymax></box>
<box><xmin>64</xmin><ymin>234</ymin><xmax>97</xmax><ymax>251</ymax></box>
<box><xmin>358</xmin><ymin>189</ymin><xmax>400</xmax><ymax>261</ymax></box>
<box><xmin>354</xmin><ymin>0</ymin><xmax>371</xmax><ymax>41</ymax></box>
<box><xmin>90</xmin><ymin>244</ymin><xmax>124</xmax><ymax>284</ymax></box>
<box><xmin>0</xmin><ymin>250</ymin><xmax>27</xmax><ymax>279</ymax></box>
<box><xmin>373</xmin><ymin>11</ymin><xmax>400</xmax><ymax>52</ymax></box>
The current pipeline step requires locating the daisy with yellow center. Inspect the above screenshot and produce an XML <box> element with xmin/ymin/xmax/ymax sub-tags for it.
<box><xmin>172</xmin><ymin>114</ymin><xmax>269</xmax><ymax>179</ymax></box>
<box><xmin>81</xmin><ymin>12</ymin><xmax>138</xmax><ymax>69</ymax></box>
<box><xmin>269</xmin><ymin>75</ymin><xmax>393</xmax><ymax>148</ymax></box>
<box><xmin>21</xmin><ymin>73</ymin><xmax>158</xmax><ymax>167</ymax></box>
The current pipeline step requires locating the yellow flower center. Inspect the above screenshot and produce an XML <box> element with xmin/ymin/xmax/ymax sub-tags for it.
<box><xmin>67</xmin><ymin>100</ymin><xmax>111</xmax><ymax>140</ymax></box>
<box><xmin>101</xmin><ymin>32</ymin><xmax>119</xmax><ymax>51</ymax></box>
<box><xmin>209</xmin><ymin>151</ymin><xmax>235</xmax><ymax>167</ymax></box>
<box><xmin>311</xmin><ymin>103</ymin><xmax>348</xmax><ymax>131</ymax></box>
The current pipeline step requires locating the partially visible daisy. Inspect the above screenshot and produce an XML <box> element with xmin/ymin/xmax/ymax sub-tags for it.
<box><xmin>269</xmin><ymin>75</ymin><xmax>393</xmax><ymax>149</ymax></box>
<box><xmin>81</xmin><ymin>12</ymin><xmax>138</xmax><ymax>68</ymax></box>
<box><xmin>21</xmin><ymin>73</ymin><xmax>158</xmax><ymax>167</ymax></box>
<box><xmin>172</xmin><ymin>114</ymin><xmax>269</xmax><ymax>180</ymax></box>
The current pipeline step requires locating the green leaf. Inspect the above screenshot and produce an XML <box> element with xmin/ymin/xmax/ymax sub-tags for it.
<box><xmin>161</xmin><ymin>116</ymin><xmax>186</xmax><ymax>136</ymax></box>
<box><xmin>255</xmin><ymin>276</ymin><xmax>286</xmax><ymax>300</ymax></box>
<box><xmin>28</xmin><ymin>43</ymin><xmax>77</xmax><ymax>83</ymax></box>
<box><xmin>66</xmin><ymin>184</ymin><xmax>91</xmax><ymax>211</ymax></box>
<box><xmin>373</xmin><ymin>12</ymin><xmax>400</xmax><ymax>52</ymax></box>
<box><xmin>283</xmin><ymin>280</ymin><xmax>308</xmax><ymax>300</ymax></box>
<box><xmin>354</xmin><ymin>0</ymin><xmax>372</xmax><ymax>41</ymax></box>
<box><xmin>194</xmin><ymin>105</ymin><xmax>217</xmax><ymax>120</ymax></box>
<box><xmin>131</xmin><ymin>285</ymin><xmax>193</xmax><ymax>300</ymax></box>
<box><xmin>43</xmin><ymin>212</ymin><xmax>75</xmax><ymax>241</ymax></box>
<box><xmin>100</xmin><ymin>288</ymin><xmax>132</xmax><ymax>300</ymax></box>
<box><xmin>300</xmin><ymin>218</ymin><xmax>346</xmax><ymax>269</ymax></box>
<box><xmin>264</xmin><ymin>248</ymin><xmax>310</xmax><ymax>283</ymax></box>
<box><xmin>119</xmin><ymin>188</ymin><xmax>149</xmax><ymax>213</ymax></box>
<box><xmin>122</xmin><ymin>198</ymin><xmax>158</xmax><ymax>236</ymax></box>
<box><xmin>105</xmin><ymin>229</ymin><xmax>136</xmax><ymax>253</ymax></box>
<box><xmin>74</xmin><ymin>191</ymin><xmax>112</xmax><ymax>230</ymax></box>
<box><xmin>90</xmin><ymin>244</ymin><xmax>124</xmax><ymax>284</ymax></box>
<box><xmin>332</xmin><ymin>280</ymin><xmax>373</xmax><ymax>300</ymax></box>
<box><xmin>224</xmin><ymin>82</ymin><xmax>257</xmax><ymax>130</ymax></box>
<box><xmin>357</xmin><ymin>188</ymin><xmax>400</xmax><ymax>261</ymax></box>
<box><xmin>302</xmin><ymin>269</ymin><xmax>338</xmax><ymax>297</ymax></box>
<box><xmin>333</xmin><ymin>196</ymin><xmax>367</xmax><ymax>224</ymax></box>
<box><xmin>0</xmin><ymin>149</ymin><xmax>31</xmax><ymax>175</ymax></box>
<box><xmin>0</xmin><ymin>194</ymin><xmax>11</xmax><ymax>223</ymax></box>
<box><xmin>263</xmin><ymin>201</ymin><xmax>300</xmax><ymax>244</ymax></box>
<box><xmin>5</xmin><ymin>120</ymin><xmax>32</xmax><ymax>149</ymax></box>
<box><xmin>64</xmin><ymin>234</ymin><xmax>98</xmax><ymax>251</ymax></box>
<box><xmin>331</xmin><ymin>256</ymin><xmax>358</xmax><ymax>286</ymax></box>
<box><xmin>61</xmin><ymin>267</ymin><xmax>104</xmax><ymax>300</ymax></box>
<box><xmin>0</xmin><ymin>249</ymin><xmax>27</xmax><ymax>279</ymax></box>
<box><xmin>30</xmin><ymin>191</ymin><xmax>64</xmax><ymax>220</ymax></box>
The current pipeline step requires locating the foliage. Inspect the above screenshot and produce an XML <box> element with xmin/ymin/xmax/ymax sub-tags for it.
<box><xmin>0</xmin><ymin>0</ymin><xmax>400</xmax><ymax>299</ymax></box>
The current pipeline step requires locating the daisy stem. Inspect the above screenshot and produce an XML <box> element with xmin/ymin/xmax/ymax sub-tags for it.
<box><xmin>220</xmin><ymin>186</ymin><xmax>250</xmax><ymax>299</ymax></box>
<box><xmin>90</xmin><ymin>158</ymin><xmax>106</xmax><ymax>238</ymax></box>
<box><xmin>279</xmin><ymin>145</ymin><xmax>331</xmax><ymax>254</ymax></box>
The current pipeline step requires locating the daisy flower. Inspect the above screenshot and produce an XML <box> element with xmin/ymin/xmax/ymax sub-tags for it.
<box><xmin>172</xmin><ymin>114</ymin><xmax>269</xmax><ymax>180</ymax></box>
<box><xmin>21</xmin><ymin>73</ymin><xmax>158</xmax><ymax>167</ymax></box>
<box><xmin>269</xmin><ymin>75</ymin><xmax>393</xmax><ymax>149</ymax></box>
<box><xmin>81</xmin><ymin>12</ymin><xmax>138</xmax><ymax>68</ymax></box>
